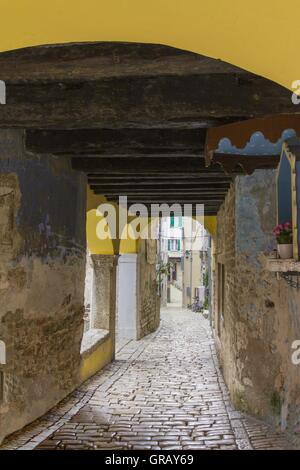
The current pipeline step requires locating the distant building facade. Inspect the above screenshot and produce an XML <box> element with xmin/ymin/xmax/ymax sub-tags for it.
<box><xmin>159</xmin><ymin>216</ymin><xmax>210</xmax><ymax>308</ymax></box>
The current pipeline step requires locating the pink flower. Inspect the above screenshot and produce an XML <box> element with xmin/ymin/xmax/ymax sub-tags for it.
<box><xmin>273</xmin><ymin>221</ymin><xmax>293</xmax><ymax>243</ymax></box>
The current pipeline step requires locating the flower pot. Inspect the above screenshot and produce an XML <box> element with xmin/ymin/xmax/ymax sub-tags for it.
<box><xmin>277</xmin><ymin>243</ymin><xmax>293</xmax><ymax>259</ymax></box>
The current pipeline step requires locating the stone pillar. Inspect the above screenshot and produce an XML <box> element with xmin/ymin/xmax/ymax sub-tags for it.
<box><xmin>137</xmin><ymin>240</ymin><xmax>160</xmax><ymax>339</ymax></box>
<box><xmin>83</xmin><ymin>252</ymin><xmax>94</xmax><ymax>333</ymax></box>
<box><xmin>91</xmin><ymin>254</ymin><xmax>118</xmax><ymax>358</ymax></box>
<box><xmin>117</xmin><ymin>254</ymin><xmax>138</xmax><ymax>340</ymax></box>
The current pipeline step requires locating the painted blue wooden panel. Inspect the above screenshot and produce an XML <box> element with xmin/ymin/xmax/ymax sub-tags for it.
<box><xmin>217</xmin><ymin>129</ymin><xmax>296</xmax><ymax>155</ymax></box>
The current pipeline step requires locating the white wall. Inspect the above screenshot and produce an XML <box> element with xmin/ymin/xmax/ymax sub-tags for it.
<box><xmin>116</xmin><ymin>254</ymin><xmax>138</xmax><ymax>340</ymax></box>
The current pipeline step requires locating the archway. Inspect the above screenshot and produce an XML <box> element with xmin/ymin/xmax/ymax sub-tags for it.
<box><xmin>0</xmin><ymin>40</ymin><xmax>298</xmax><ymax>448</ymax></box>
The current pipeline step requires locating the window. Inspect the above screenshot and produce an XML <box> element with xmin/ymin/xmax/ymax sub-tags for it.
<box><xmin>170</xmin><ymin>215</ymin><xmax>174</xmax><ymax>227</ymax></box>
<box><xmin>277</xmin><ymin>140</ymin><xmax>300</xmax><ymax>259</ymax></box>
<box><xmin>168</xmin><ymin>239</ymin><xmax>171</xmax><ymax>251</ymax></box>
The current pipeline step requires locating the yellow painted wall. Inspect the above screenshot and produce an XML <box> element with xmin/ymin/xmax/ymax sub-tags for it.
<box><xmin>87</xmin><ymin>185</ymin><xmax>217</xmax><ymax>251</ymax></box>
<box><xmin>203</xmin><ymin>216</ymin><xmax>217</xmax><ymax>238</ymax></box>
<box><xmin>87</xmin><ymin>188</ymin><xmax>115</xmax><ymax>254</ymax></box>
<box><xmin>87</xmin><ymin>186</ymin><xmax>139</xmax><ymax>254</ymax></box>
<box><xmin>0</xmin><ymin>1</ymin><xmax>299</xmax><ymax>90</ymax></box>
<box><xmin>80</xmin><ymin>335</ymin><xmax>113</xmax><ymax>382</ymax></box>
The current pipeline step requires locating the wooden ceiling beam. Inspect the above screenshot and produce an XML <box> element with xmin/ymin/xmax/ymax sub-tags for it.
<box><xmin>0</xmin><ymin>74</ymin><xmax>294</xmax><ymax>129</ymax></box>
<box><xmin>88</xmin><ymin>180</ymin><xmax>231</xmax><ymax>187</ymax></box>
<box><xmin>87</xmin><ymin>174</ymin><xmax>233</xmax><ymax>181</ymax></box>
<box><xmin>25</xmin><ymin>128</ymin><xmax>206</xmax><ymax>154</ymax></box>
<box><xmin>121</xmin><ymin>207</ymin><xmax>220</xmax><ymax>216</ymax></box>
<box><xmin>97</xmin><ymin>192</ymin><xmax>228</xmax><ymax>197</ymax></box>
<box><xmin>90</xmin><ymin>185</ymin><xmax>228</xmax><ymax>193</ymax></box>
<box><xmin>72</xmin><ymin>157</ymin><xmax>223</xmax><ymax>173</ymax></box>
<box><xmin>106</xmin><ymin>195</ymin><xmax>224</xmax><ymax>202</ymax></box>
<box><xmin>0</xmin><ymin>43</ymin><xmax>252</xmax><ymax>81</ymax></box>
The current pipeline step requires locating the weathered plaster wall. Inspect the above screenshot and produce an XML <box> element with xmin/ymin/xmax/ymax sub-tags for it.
<box><xmin>215</xmin><ymin>170</ymin><xmax>300</xmax><ymax>446</ymax></box>
<box><xmin>0</xmin><ymin>129</ymin><xmax>87</xmax><ymax>444</ymax></box>
<box><xmin>137</xmin><ymin>239</ymin><xmax>160</xmax><ymax>339</ymax></box>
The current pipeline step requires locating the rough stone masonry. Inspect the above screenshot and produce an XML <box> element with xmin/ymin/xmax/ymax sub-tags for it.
<box><xmin>0</xmin><ymin>129</ymin><xmax>87</xmax><ymax>444</ymax></box>
<box><xmin>214</xmin><ymin>169</ymin><xmax>300</xmax><ymax>447</ymax></box>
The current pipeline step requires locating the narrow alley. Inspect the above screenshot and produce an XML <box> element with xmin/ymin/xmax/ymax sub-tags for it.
<box><xmin>2</xmin><ymin>308</ymin><xmax>290</xmax><ymax>451</ymax></box>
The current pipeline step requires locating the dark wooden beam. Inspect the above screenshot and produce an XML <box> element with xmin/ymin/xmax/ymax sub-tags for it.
<box><xmin>0</xmin><ymin>42</ymin><xmax>294</xmax><ymax>129</ymax></box>
<box><xmin>106</xmin><ymin>196</ymin><xmax>224</xmax><ymax>203</ymax></box>
<box><xmin>0</xmin><ymin>73</ymin><xmax>294</xmax><ymax>129</ymax></box>
<box><xmin>87</xmin><ymin>174</ymin><xmax>233</xmax><ymax>181</ymax></box>
<box><xmin>212</xmin><ymin>153</ymin><xmax>280</xmax><ymax>174</ymax></box>
<box><xmin>118</xmin><ymin>201</ymin><xmax>222</xmax><ymax>208</ymax></box>
<box><xmin>88</xmin><ymin>179</ymin><xmax>231</xmax><ymax>186</ymax></box>
<box><xmin>25</xmin><ymin>128</ymin><xmax>206</xmax><ymax>154</ymax></box>
<box><xmin>121</xmin><ymin>204</ymin><xmax>222</xmax><ymax>216</ymax></box>
<box><xmin>0</xmin><ymin>42</ymin><xmax>251</xmax><ymax>82</ymax></box>
<box><xmin>123</xmin><ymin>206</ymin><xmax>220</xmax><ymax>216</ymax></box>
<box><xmin>89</xmin><ymin>184</ymin><xmax>231</xmax><ymax>191</ymax></box>
<box><xmin>91</xmin><ymin>185</ymin><xmax>228</xmax><ymax>193</ymax></box>
<box><xmin>72</xmin><ymin>157</ymin><xmax>226</xmax><ymax>173</ymax></box>
<box><xmin>72</xmin><ymin>152</ymin><xmax>205</xmax><ymax>158</ymax></box>
<box><xmin>97</xmin><ymin>192</ymin><xmax>227</xmax><ymax>197</ymax></box>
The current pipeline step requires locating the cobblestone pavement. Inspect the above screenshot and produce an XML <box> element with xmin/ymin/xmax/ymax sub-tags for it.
<box><xmin>2</xmin><ymin>307</ymin><xmax>291</xmax><ymax>450</ymax></box>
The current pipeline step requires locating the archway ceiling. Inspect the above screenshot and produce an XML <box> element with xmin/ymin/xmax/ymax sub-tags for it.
<box><xmin>0</xmin><ymin>43</ymin><xmax>295</xmax><ymax>129</ymax></box>
<box><xmin>0</xmin><ymin>42</ymin><xmax>297</xmax><ymax>215</ymax></box>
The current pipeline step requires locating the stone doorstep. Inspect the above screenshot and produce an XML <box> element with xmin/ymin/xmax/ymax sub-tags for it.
<box><xmin>80</xmin><ymin>328</ymin><xmax>110</xmax><ymax>358</ymax></box>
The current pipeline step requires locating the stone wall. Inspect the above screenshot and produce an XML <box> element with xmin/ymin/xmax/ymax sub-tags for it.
<box><xmin>0</xmin><ymin>129</ymin><xmax>87</xmax><ymax>444</ymax></box>
<box><xmin>137</xmin><ymin>239</ymin><xmax>160</xmax><ymax>339</ymax></box>
<box><xmin>214</xmin><ymin>169</ymin><xmax>300</xmax><ymax>446</ymax></box>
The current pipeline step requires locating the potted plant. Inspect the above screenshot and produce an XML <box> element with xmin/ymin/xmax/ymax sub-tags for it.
<box><xmin>273</xmin><ymin>222</ymin><xmax>293</xmax><ymax>259</ymax></box>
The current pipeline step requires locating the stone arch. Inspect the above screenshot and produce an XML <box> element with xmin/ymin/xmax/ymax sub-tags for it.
<box><xmin>0</xmin><ymin>36</ymin><xmax>298</xmax><ymax>446</ymax></box>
